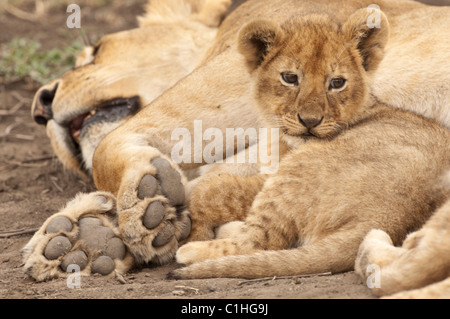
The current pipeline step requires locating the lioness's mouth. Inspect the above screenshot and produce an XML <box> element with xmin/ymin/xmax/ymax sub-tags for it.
<box><xmin>69</xmin><ymin>97</ymin><xmax>140</xmax><ymax>144</ymax></box>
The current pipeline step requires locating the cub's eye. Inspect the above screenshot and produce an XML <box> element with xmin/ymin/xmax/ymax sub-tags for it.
<box><xmin>329</xmin><ymin>78</ymin><xmax>346</xmax><ymax>90</ymax></box>
<box><xmin>281</xmin><ymin>73</ymin><xmax>299</xmax><ymax>85</ymax></box>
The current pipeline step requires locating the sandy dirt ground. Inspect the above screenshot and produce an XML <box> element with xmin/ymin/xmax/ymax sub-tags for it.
<box><xmin>0</xmin><ymin>0</ymin><xmax>449</xmax><ymax>302</ymax></box>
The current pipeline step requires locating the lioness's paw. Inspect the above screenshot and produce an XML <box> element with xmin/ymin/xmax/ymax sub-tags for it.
<box><xmin>117</xmin><ymin>157</ymin><xmax>191</xmax><ymax>265</ymax></box>
<box><xmin>22</xmin><ymin>192</ymin><xmax>134</xmax><ymax>282</ymax></box>
<box><xmin>355</xmin><ymin>229</ymin><xmax>403</xmax><ymax>279</ymax></box>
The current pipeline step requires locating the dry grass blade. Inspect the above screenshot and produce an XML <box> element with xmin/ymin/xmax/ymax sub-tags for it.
<box><xmin>0</xmin><ymin>121</ymin><xmax>34</xmax><ymax>140</ymax></box>
<box><xmin>0</xmin><ymin>102</ymin><xmax>23</xmax><ymax>116</ymax></box>
<box><xmin>3</xmin><ymin>0</ymin><xmax>47</xmax><ymax>22</ymax></box>
<box><xmin>0</xmin><ymin>228</ymin><xmax>39</xmax><ymax>238</ymax></box>
<box><xmin>237</xmin><ymin>272</ymin><xmax>332</xmax><ymax>286</ymax></box>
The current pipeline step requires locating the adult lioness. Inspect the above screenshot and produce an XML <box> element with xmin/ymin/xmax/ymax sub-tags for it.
<box><xmin>25</xmin><ymin>0</ymin><xmax>450</xmax><ymax>298</ymax></box>
<box><xmin>23</xmin><ymin>0</ymin><xmax>233</xmax><ymax>281</ymax></box>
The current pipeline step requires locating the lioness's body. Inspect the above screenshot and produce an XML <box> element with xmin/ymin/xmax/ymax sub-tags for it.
<box><xmin>28</xmin><ymin>0</ymin><xmax>450</xmax><ymax>298</ymax></box>
<box><xmin>85</xmin><ymin>0</ymin><xmax>450</xmax><ymax>299</ymax></box>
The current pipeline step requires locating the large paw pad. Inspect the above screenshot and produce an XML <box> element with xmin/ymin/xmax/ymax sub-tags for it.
<box><xmin>22</xmin><ymin>192</ymin><xmax>134</xmax><ymax>282</ymax></box>
<box><xmin>118</xmin><ymin>157</ymin><xmax>191</xmax><ymax>264</ymax></box>
<box><xmin>151</xmin><ymin>158</ymin><xmax>185</xmax><ymax>206</ymax></box>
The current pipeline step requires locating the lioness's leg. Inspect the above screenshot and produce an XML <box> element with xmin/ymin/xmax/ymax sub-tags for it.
<box><xmin>92</xmin><ymin>135</ymin><xmax>192</xmax><ymax>264</ymax></box>
<box><xmin>92</xmin><ymin>48</ymin><xmax>260</xmax><ymax>264</ymax></box>
<box><xmin>22</xmin><ymin>192</ymin><xmax>134</xmax><ymax>282</ymax></box>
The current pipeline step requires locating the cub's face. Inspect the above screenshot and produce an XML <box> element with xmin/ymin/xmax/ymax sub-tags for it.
<box><xmin>256</xmin><ymin>22</ymin><xmax>369</xmax><ymax>140</ymax></box>
<box><xmin>238</xmin><ymin>10</ymin><xmax>389</xmax><ymax>142</ymax></box>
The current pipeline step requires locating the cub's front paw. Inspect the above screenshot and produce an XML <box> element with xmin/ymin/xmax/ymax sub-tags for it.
<box><xmin>175</xmin><ymin>242</ymin><xmax>209</xmax><ymax>265</ymax></box>
<box><xmin>176</xmin><ymin>239</ymin><xmax>232</xmax><ymax>265</ymax></box>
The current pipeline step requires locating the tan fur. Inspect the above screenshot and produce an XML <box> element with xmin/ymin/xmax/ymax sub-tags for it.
<box><xmin>172</xmin><ymin>10</ymin><xmax>450</xmax><ymax>302</ymax></box>
<box><xmin>187</xmin><ymin>174</ymin><xmax>266</xmax><ymax>241</ymax></box>
<box><xmin>91</xmin><ymin>0</ymin><xmax>450</xmax><ymax>196</ymax></box>
<box><xmin>355</xmin><ymin>193</ymin><xmax>450</xmax><ymax>298</ymax></box>
<box><xmin>138</xmin><ymin>0</ymin><xmax>231</xmax><ymax>27</ymax></box>
<box><xmin>29</xmin><ymin>0</ymin><xmax>450</xmax><ymax>298</ymax></box>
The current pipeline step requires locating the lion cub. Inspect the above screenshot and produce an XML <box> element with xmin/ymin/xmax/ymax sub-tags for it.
<box><xmin>172</xmin><ymin>9</ymin><xmax>450</xmax><ymax>279</ymax></box>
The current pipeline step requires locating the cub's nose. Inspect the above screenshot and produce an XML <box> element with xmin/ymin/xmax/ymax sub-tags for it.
<box><xmin>31</xmin><ymin>81</ymin><xmax>59</xmax><ymax>125</ymax></box>
<box><xmin>297</xmin><ymin>113</ymin><xmax>324</xmax><ymax>129</ymax></box>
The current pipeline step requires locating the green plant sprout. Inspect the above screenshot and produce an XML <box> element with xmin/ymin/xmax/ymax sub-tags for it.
<box><xmin>0</xmin><ymin>38</ymin><xmax>82</xmax><ymax>84</ymax></box>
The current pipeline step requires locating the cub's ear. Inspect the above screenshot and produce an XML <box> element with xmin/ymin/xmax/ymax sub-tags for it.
<box><xmin>238</xmin><ymin>19</ymin><xmax>284</xmax><ymax>71</ymax></box>
<box><xmin>342</xmin><ymin>7</ymin><xmax>390</xmax><ymax>72</ymax></box>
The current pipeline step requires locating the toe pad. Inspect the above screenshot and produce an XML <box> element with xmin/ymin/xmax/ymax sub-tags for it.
<box><xmin>152</xmin><ymin>158</ymin><xmax>185</xmax><ymax>206</ymax></box>
<box><xmin>44</xmin><ymin>236</ymin><xmax>72</xmax><ymax>260</ymax></box>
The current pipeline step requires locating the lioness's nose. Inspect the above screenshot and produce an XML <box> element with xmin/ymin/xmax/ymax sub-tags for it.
<box><xmin>297</xmin><ymin>113</ymin><xmax>324</xmax><ymax>129</ymax></box>
<box><xmin>31</xmin><ymin>81</ymin><xmax>59</xmax><ymax>125</ymax></box>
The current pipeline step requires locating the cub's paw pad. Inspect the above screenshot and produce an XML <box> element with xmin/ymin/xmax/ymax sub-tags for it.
<box><xmin>178</xmin><ymin>214</ymin><xmax>192</xmax><ymax>243</ymax></box>
<box><xmin>91</xmin><ymin>255</ymin><xmax>115</xmax><ymax>275</ymax></box>
<box><xmin>138</xmin><ymin>175</ymin><xmax>158</xmax><ymax>199</ymax></box>
<box><xmin>22</xmin><ymin>192</ymin><xmax>134</xmax><ymax>282</ymax></box>
<box><xmin>118</xmin><ymin>157</ymin><xmax>191</xmax><ymax>265</ymax></box>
